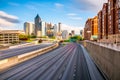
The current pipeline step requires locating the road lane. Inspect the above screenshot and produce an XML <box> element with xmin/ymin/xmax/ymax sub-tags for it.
<box><xmin>0</xmin><ymin>43</ymin><xmax>107</xmax><ymax>80</ymax></box>
<box><xmin>0</xmin><ymin>43</ymin><xmax>52</xmax><ymax>60</ymax></box>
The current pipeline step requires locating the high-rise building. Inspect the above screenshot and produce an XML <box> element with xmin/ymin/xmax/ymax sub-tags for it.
<box><xmin>62</xmin><ymin>30</ymin><xmax>68</xmax><ymax>39</ymax></box>
<box><xmin>35</xmin><ymin>14</ymin><xmax>42</xmax><ymax>37</ymax></box>
<box><xmin>98</xmin><ymin>10</ymin><xmax>103</xmax><ymax>39</ymax></box>
<box><xmin>24</xmin><ymin>22</ymin><xmax>35</xmax><ymax>35</ymax></box>
<box><xmin>84</xmin><ymin>16</ymin><xmax>98</xmax><ymax>40</ymax></box>
<box><xmin>108</xmin><ymin>0</ymin><xmax>116</xmax><ymax>35</ymax></box>
<box><xmin>41</xmin><ymin>21</ymin><xmax>46</xmax><ymax>36</ymax></box>
<box><xmin>92</xmin><ymin>16</ymin><xmax>98</xmax><ymax>36</ymax></box>
<box><xmin>53</xmin><ymin>24</ymin><xmax>57</xmax><ymax>36</ymax></box>
<box><xmin>102</xmin><ymin>3</ymin><xmax>108</xmax><ymax>39</ymax></box>
<box><xmin>115</xmin><ymin>0</ymin><xmax>120</xmax><ymax>33</ymax></box>
<box><xmin>58</xmin><ymin>22</ymin><xmax>61</xmax><ymax>33</ymax></box>
<box><xmin>80</xmin><ymin>30</ymin><xmax>83</xmax><ymax>36</ymax></box>
<box><xmin>71</xmin><ymin>30</ymin><xmax>75</xmax><ymax>36</ymax></box>
<box><xmin>84</xmin><ymin>18</ymin><xmax>92</xmax><ymax>40</ymax></box>
<box><xmin>46</xmin><ymin>23</ymin><xmax>54</xmax><ymax>37</ymax></box>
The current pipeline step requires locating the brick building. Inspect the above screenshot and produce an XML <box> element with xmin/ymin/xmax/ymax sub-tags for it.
<box><xmin>115</xmin><ymin>0</ymin><xmax>120</xmax><ymax>33</ymax></box>
<box><xmin>108</xmin><ymin>0</ymin><xmax>116</xmax><ymax>35</ymax></box>
<box><xmin>92</xmin><ymin>16</ymin><xmax>98</xmax><ymax>36</ymax></box>
<box><xmin>84</xmin><ymin>16</ymin><xmax>98</xmax><ymax>40</ymax></box>
<box><xmin>84</xmin><ymin>18</ymin><xmax>92</xmax><ymax>40</ymax></box>
<box><xmin>98</xmin><ymin>11</ymin><xmax>103</xmax><ymax>39</ymax></box>
<box><xmin>84</xmin><ymin>0</ymin><xmax>120</xmax><ymax>43</ymax></box>
<box><xmin>102</xmin><ymin>3</ymin><xmax>108</xmax><ymax>39</ymax></box>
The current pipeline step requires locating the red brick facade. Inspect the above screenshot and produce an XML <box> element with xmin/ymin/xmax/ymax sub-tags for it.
<box><xmin>115</xmin><ymin>0</ymin><xmax>120</xmax><ymax>34</ymax></box>
<box><xmin>84</xmin><ymin>19</ymin><xmax>92</xmax><ymax>40</ymax></box>
<box><xmin>108</xmin><ymin>0</ymin><xmax>116</xmax><ymax>35</ymax></box>
<box><xmin>98</xmin><ymin>11</ymin><xmax>103</xmax><ymax>39</ymax></box>
<box><xmin>102</xmin><ymin>3</ymin><xmax>108</xmax><ymax>39</ymax></box>
<box><xmin>85</xmin><ymin>0</ymin><xmax>120</xmax><ymax>41</ymax></box>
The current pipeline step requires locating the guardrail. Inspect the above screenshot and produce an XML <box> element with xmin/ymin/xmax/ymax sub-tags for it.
<box><xmin>9</xmin><ymin>43</ymin><xmax>35</xmax><ymax>49</ymax></box>
<box><xmin>0</xmin><ymin>43</ymin><xmax>59</xmax><ymax>71</ymax></box>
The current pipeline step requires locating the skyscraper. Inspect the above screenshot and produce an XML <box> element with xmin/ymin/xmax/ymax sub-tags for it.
<box><xmin>24</xmin><ymin>22</ymin><xmax>35</xmax><ymax>35</ymax></box>
<box><xmin>41</xmin><ymin>21</ymin><xmax>46</xmax><ymax>36</ymax></box>
<box><xmin>35</xmin><ymin>14</ymin><xmax>42</xmax><ymax>37</ymax></box>
<box><xmin>53</xmin><ymin>24</ymin><xmax>57</xmax><ymax>36</ymax></box>
<box><xmin>62</xmin><ymin>30</ymin><xmax>68</xmax><ymax>39</ymax></box>
<box><xmin>71</xmin><ymin>30</ymin><xmax>75</xmax><ymax>36</ymax></box>
<box><xmin>58</xmin><ymin>22</ymin><xmax>61</xmax><ymax>33</ymax></box>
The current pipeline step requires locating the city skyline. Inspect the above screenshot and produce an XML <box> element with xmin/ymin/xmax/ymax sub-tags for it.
<box><xmin>0</xmin><ymin>0</ymin><xmax>107</xmax><ymax>34</ymax></box>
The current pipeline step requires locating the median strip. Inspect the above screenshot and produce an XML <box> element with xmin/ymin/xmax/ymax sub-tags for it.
<box><xmin>0</xmin><ymin>43</ymin><xmax>59</xmax><ymax>71</ymax></box>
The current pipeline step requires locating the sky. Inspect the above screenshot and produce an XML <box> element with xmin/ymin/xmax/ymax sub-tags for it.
<box><xmin>0</xmin><ymin>0</ymin><xmax>107</xmax><ymax>34</ymax></box>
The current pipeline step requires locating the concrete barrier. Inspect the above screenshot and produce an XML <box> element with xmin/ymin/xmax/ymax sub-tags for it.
<box><xmin>0</xmin><ymin>43</ymin><xmax>59</xmax><ymax>71</ymax></box>
<box><xmin>0</xmin><ymin>46</ymin><xmax>9</xmax><ymax>50</ymax></box>
<box><xmin>82</xmin><ymin>41</ymin><xmax>120</xmax><ymax>80</ymax></box>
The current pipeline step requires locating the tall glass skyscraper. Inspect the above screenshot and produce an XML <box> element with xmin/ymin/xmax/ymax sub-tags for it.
<box><xmin>35</xmin><ymin>14</ymin><xmax>42</xmax><ymax>37</ymax></box>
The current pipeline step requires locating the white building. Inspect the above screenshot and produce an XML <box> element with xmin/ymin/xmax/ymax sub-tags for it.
<box><xmin>53</xmin><ymin>24</ymin><xmax>57</xmax><ymax>36</ymax></box>
<box><xmin>0</xmin><ymin>30</ymin><xmax>25</xmax><ymax>44</ymax></box>
<box><xmin>24</xmin><ymin>22</ymin><xmax>35</xmax><ymax>35</ymax></box>
<box><xmin>62</xmin><ymin>30</ymin><xmax>68</xmax><ymax>40</ymax></box>
<box><xmin>41</xmin><ymin>21</ymin><xmax>46</xmax><ymax>36</ymax></box>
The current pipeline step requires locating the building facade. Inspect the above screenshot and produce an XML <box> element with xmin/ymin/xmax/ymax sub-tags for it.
<box><xmin>58</xmin><ymin>22</ymin><xmax>61</xmax><ymax>33</ymax></box>
<box><xmin>115</xmin><ymin>0</ymin><xmax>120</xmax><ymax>33</ymax></box>
<box><xmin>62</xmin><ymin>30</ymin><xmax>68</xmax><ymax>40</ymax></box>
<box><xmin>98</xmin><ymin>11</ymin><xmax>103</xmax><ymax>39</ymax></box>
<box><xmin>108</xmin><ymin>0</ymin><xmax>116</xmax><ymax>35</ymax></box>
<box><xmin>24</xmin><ymin>22</ymin><xmax>35</xmax><ymax>35</ymax></box>
<box><xmin>102</xmin><ymin>3</ymin><xmax>108</xmax><ymax>39</ymax></box>
<box><xmin>92</xmin><ymin>16</ymin><xmax>98</xmax><ymax>36</ymax></box>
<box><xmin>53</xmin><ymin>24</ymin><xmax>57</xmax><ymax>36</ymax></box>
<box><xmin>35</xmin><ymin>14</ymin><xmax>42</xmax><ymax>37</ymax></box>
<box><xmin>41</xmin><ymin>21</ymin><xmax>46</xmax><ymax>36</ymax></box>
<box><xmin>0</xmin><ymin>30</ymin><xmax>23</xmax><ymax>44</ymax></box>
<box><xmin>84</xmin><ymin>18</ymin><xmax>92</xmax><ymax>40</ymax></box>
<box><xmin>84</xmin><ymin>16</ymin><xmax>98</xmax><ymax>40</ymax></box>
<box><xmin>46</xmin><ymin>23</ymin><xmax>54</xmax><ymax>37</ymax></box>
<box><xmin>71</xmin><ymin>30</ymin><xmax>75</xmax><ymax>36</ymax></box>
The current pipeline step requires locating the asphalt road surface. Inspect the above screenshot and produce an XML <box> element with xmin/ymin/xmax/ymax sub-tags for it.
<box><xmin>0</xmin><ymin>43</ymin><xmax>52</xmax><ymax>60</ymax></box>
<box><xmin>0</xmin><ymin>43</ymin><xmax>107</xmax><ymax>80</ymax></box>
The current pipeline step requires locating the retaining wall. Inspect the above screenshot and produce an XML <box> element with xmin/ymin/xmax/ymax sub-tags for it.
<box><xmin>83</xmin><ymin>41</ymin><xmax>120</xmax><ymax>80</ymax></box>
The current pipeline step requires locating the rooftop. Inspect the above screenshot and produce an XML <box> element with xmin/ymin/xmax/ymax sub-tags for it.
<box><xmin>0</xmin><ymin>30</ymin><xmax>25</xmax><ymax>34</ymax></box>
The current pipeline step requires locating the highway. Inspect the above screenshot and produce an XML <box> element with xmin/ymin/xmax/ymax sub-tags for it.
<box><xmin>0</xmin><ymin>43</ymin><xmax>107</xmax><ymax>80</ymax></box>
<box><xmin>0</xmin><ymin>43</ymin><xmax>52</xmax><ymax>60</ymax></box>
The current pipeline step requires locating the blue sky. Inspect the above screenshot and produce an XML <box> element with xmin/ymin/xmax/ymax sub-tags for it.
<box><xmin>0</xmin><ymin>0</ymin><xmax>107</xmax><ymax>34</ymax></box>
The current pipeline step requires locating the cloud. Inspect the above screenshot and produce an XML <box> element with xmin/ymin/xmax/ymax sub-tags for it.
<box><xmin>67</xmin><ymin>13</ymin><xmax>82</xmax><ymax>20</ymax></box>
<box><xmin>72</xmin><ymin>0</ymin><xmax>107</xmax><ymax>12</ymax></box>
<box><xmin>67</xmin><ymin>13</ymin><xmax>77</xmax><ymax>16</ymax></box>
<box><xmin>0</xmin><ymin>11</ymin><xmax>20</xmax><ymax>28</ymax></box>
<box><xmin>55</xmin><ymin>3</ymin><xmax>64</xmax><ymax>8</ymax></box>
<box><xmin>61</xmin><ymin>24</ymin><xmax>83</xmax><ymax>34</ymax></box>
<box><xmin>69</xmin><ymin>17</ymin><xmax>82</xmax><ymax>20</ymax></box>
<box><xmin>8</xmin><ymin>2</ymin><xmax>20</xmax><ymax>6</ymax></box>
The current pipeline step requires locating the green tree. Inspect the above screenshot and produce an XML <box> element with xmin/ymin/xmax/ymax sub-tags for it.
<box><xmin>70</xmin><ymin>35</ymin><xmax>83</xmax><ymax>42</ymax></box>
<box><xmin>19</xmin><ymin>34</ymin><xmax>28</xmax><ymax>40</ymax></box>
